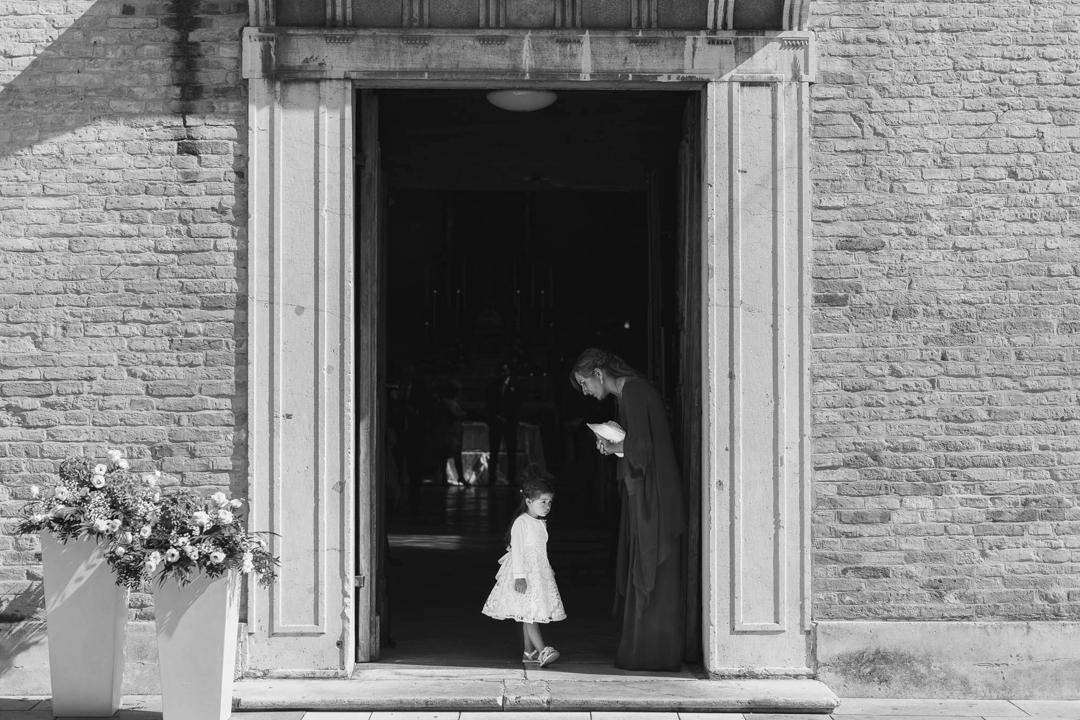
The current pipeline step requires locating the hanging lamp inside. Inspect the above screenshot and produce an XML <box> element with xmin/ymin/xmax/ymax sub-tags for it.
<box><xmin>486</xmin><ymin>90</ymin><xmax>558</xmax><ymax>112</ymax></box>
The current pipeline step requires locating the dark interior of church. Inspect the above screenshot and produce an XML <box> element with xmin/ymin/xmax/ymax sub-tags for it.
<box><xmin>367</xmin><ymin>89</ymin><xmax>695</xmax><ymax>670</ymax></box>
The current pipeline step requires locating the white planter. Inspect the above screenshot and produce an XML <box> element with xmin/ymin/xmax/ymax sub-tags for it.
<box><xmin>154</xmin><ymin>570</ymin><xmax>240</xmax><ymax>720</ymax></box>
<box><xmin>40</xmin><ymin>531</ymin><xmax>128</xmax><ymax>717</ymax></box>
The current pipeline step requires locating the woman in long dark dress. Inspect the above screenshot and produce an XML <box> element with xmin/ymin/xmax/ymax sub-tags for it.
<box><xmin>570</xmin><ymin>348</ymin><xmax>686</xmax><ymax>671</ymax></box>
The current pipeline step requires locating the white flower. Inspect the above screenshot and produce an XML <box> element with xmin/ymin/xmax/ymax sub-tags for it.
<box><xmin>55</xmin><ymin>487</ymin><xmax>69</xmax><ymax>501</ymax></box>
<box><xmin>29</xmin><ymin>485</ymin><xmax>39</xmax><ymax>498</ymax></box>
<box><xmin>78</xmin><ymin>487</ymin><xmax>89</xmax><ymax>498</ymax></box>
<box><xmin>217</xmin><ymin>509</ymin><xmax>233</xmax><ymax>525</ymax></box>
<box><xmin>229</xmin><ymin>498</ymin><xmax>243</xmax><ymax>508</ymax></box>
<box><xmin>165</xmin><ymin>548</ymin><xmax>180</xmax><ymax>563</ymax></box>
<box><xmin>184</xmin><ymin>545</ymin><xmax>199</xmax><ymax>560</ymax></box>
<box><xmin>90</xmin><ymin>475</ymin><xmax>105</xmax><ymax>489</ymax></box>
<box><xmin>242</xmin><ymin>560</ymin><xmax>254</xmax><ymax>574</ymax></box>
<box><xmin>93</xmin><ymin>464</ymin><xmax>107</xmax><ymax>476</ymax></box>
<box><xmin>107</xmin><ymin>449</ymin><xmax>123</xmax><ymax>462</ymax></box>
<box><xmin>152</xmin><ymin>493</ymin><xmax>160</xmax><ymax>503</ymax></box>
<box><xmin>241</xmin><ymin>551</ymin><xmax>254</xmax><ymax>573</ymax></box>
<box><xmin>139</xmin><ymin>525</ymin><xmax>152</xmax><ymax>539</ymax></box>
<box><xmin>114</xmin><ymin>546</ymin><xmax>126</xmax><ymax>558</ymax></box>
<box><xmin>30</xmin><ymin>513</ymin><xmax>45</xmax><ymax>524</ymax></box>
<box><xmin>191</xmin><ymin>526</ymin><xmax>201</xmax><ymax>536</ymax></box>
<box><xmin>192</xmin><ymin>511</ymin><xmax>210</xmax><ymax>527</ymax></box>
<box><xmin>117</xmin><ymin>459</ymin><xmax>129</xmax><ymax>470</ymax></box>
<box><xmin>210</xmin><ymin>492</ymin><xmax>228</xmax><ymax>507</ymax></box>
<box><xmin>120</xmin><ymin>531</ymin><xmax>134</xmax><ymax>544</ymax></box>
<box><xmin>148</xmin><ymin>551</ymin><xmax>162</xmax><ymax>565</ymax></box>
<box><xmin>144</xmin><ymin>559</ymin><xmax>158</xmax><ymax>573</ymax></box>
<box><xmin>106</xmin><ymin>519</ymin><xmax>121</xmax><ymax>533</ymax></box>
<box><xmin>92</xmin><ymin>519</ymin><xmax>109</xmax><ymax>533</ymax></box>
<box><xmin>208</xmin><ymin>550</ymin><xmax>226</xmax><ymax>565</ymax></box>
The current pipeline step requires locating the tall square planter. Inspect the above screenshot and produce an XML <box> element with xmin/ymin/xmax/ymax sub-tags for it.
<box><xmin>154</xmin><ymin>571</ymin><xmax>240</xmax><ymax>720</ymax></box>
<box><xmin>40</xmin><ymin>531</ymin><xmax>128</xmax><ymax>717</ymax></box>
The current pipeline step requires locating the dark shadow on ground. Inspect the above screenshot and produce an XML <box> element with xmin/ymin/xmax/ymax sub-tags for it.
<box><xmin>383</xmin><ymin>483</ymin><xmax>620</xmax><ymax>670</ymax></box>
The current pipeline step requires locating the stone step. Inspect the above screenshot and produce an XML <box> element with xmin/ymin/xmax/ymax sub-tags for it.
<box><xmin>232</xmin><ymin>676</ymin><xmax>839</xmax><ymax>714</ymax></box>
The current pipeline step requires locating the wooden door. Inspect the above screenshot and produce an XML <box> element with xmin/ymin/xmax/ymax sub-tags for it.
<box><xmin>676</xmin><ymin>90</ymin><xmax>704</xmax><ymax>663</ymax></box>
<box><xmin>646</xmin><ymin>173</ymin><xmax>664</xmax><ymax>386</ymax></box>
<box><xmin>357</xmin><ymin>89</ymin><xmax>383</xmax><ymax>662</ymax></box>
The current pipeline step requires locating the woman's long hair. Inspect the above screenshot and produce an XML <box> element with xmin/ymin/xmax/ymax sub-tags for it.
<box><xmin>503</xmin><ymin>478</ymin><xmax>556</xmax><ymax>547</ymax></box>
<box><xmin>568</xmin><ymin>348</ymin><xmax>642</xmax><ymax>391</ymax></box>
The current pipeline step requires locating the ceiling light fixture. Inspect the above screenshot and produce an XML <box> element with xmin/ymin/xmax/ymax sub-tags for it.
<box><xmin>486</xmin><ymin>90</ymin><xmax>558</xmax><ymax>112</ymax></box>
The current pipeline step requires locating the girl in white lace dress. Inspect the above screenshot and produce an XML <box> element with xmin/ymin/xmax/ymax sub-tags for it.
<box><xmin>481</xmin><ymin>478</ymin><xmax>565</xmax><ymax>667</ymax></box>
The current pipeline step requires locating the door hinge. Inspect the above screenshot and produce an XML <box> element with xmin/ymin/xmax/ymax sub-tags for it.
<box><xmin>354</xmin><ymin>574</ymin><xmax>366</xmax><ymax>588</ymax></box>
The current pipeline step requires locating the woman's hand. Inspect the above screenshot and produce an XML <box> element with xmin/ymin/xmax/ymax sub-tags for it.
<box><xmin>515</xmin><ymin>578</ymin><xmax>527</xmax><ymax>593</ymax></box>
<box><xmin>597</xmin><ymin>438</ymin><xmax>624</xmax><ymax>456</ymax></box>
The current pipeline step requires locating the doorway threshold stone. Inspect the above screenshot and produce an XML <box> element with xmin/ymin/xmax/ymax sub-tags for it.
<box><xmin>232</xmin><ymin>676</ymin><xmax>838</xmax><ymax>714</ymax></box>
<box><xmin>353</xmin><ymin>663</ymin><xmax>526</xmax><ymax>682</ymax></box>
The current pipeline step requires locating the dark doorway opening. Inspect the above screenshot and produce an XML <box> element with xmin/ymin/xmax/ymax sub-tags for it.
<box><xmin>366</xmin><ymin>89</ymin><xmax>696</xmax><ymax>671</ymax></box>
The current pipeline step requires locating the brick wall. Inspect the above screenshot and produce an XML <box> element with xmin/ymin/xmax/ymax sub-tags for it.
<box><xmin>0</xmin><ymin>0</ymin><xmax>248</xmax><ymax>621</ymax></box>
<box><xmin>810</xmin><ymin>0</ymin><xmax>1080</xmax><ymax>620</ymax></box>
<box><xmin>2</xmin><ymin>0</ymin><xmax>1077</xmax><ymax>631</ymax></box>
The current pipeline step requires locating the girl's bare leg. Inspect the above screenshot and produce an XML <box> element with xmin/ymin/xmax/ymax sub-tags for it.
<box><xmin>521</xmin><ymin>623</ymin><xmax>536</xmax><ymax>654</ymax></box>
<box><xmin>524</xmin><ymin>622</ymin><xmax>545</xmax><ymax>651</ymax></box>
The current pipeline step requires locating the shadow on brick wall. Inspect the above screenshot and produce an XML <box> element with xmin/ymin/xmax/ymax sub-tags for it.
<box><xmin>0</xmin><ymin>0</ymin><xmax>247</xmax><ymax>157</ymax></box>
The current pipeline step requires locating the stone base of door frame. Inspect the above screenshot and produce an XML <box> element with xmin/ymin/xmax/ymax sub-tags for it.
<box><xmin>815</xmin><ymin>620</ymin><xmax>1080</xmax><ymax>700</ymax></box>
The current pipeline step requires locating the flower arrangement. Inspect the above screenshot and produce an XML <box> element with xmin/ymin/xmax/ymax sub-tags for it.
<box><xmin>19</xmin><ymin>450</ymin><xmax>278</xmax><ymax>591</ymax></box>
<box><xmin>17</xmin><ymin>450</ymin><xmax>159</xmax><ymax>545</ymax></box>
<box><xmin>113</xmin><ymin>489</ymin><xmax>278</xmax><ymax>590</ymax></box>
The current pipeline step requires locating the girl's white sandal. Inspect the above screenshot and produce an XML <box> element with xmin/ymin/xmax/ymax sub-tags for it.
<box><xmin>522</xmin><ymin>650</ymin><xmax>540</xmax><ymax>663</ymax></box>
<box><xmin>538</xmin><ymin>646</ymin><xmax>560</xmax><ymax>667</ymax></box>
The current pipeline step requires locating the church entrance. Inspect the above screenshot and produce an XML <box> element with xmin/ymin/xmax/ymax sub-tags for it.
<box><xmin>361</xmin><ymin>89</ymin><xmax>704</xmax><ymax>670</ymax></box>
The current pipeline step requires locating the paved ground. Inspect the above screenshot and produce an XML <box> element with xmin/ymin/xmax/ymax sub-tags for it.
<box><xmin>4</xmin><ymin>698</ymin><xmax>1080</xmax><ymax>720</ymax></box>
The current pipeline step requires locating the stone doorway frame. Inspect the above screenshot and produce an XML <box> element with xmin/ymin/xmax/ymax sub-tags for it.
<box><xmin>241</xmin><ymin>27</ymin><xmax>816</xmax><ymax>679</ymax></box>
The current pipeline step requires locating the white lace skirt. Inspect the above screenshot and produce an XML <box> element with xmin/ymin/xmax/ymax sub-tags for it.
<box><xmin>481</xmin><ymin>547</ymin><xmax>566</xmax><ymax>624</ymax></box>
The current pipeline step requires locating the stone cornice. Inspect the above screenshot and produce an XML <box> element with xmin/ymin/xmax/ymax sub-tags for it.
<box><xmin>242</xmin><ymin>28</ymin><xmax>815</xmax><ymax>84</ymax></box>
